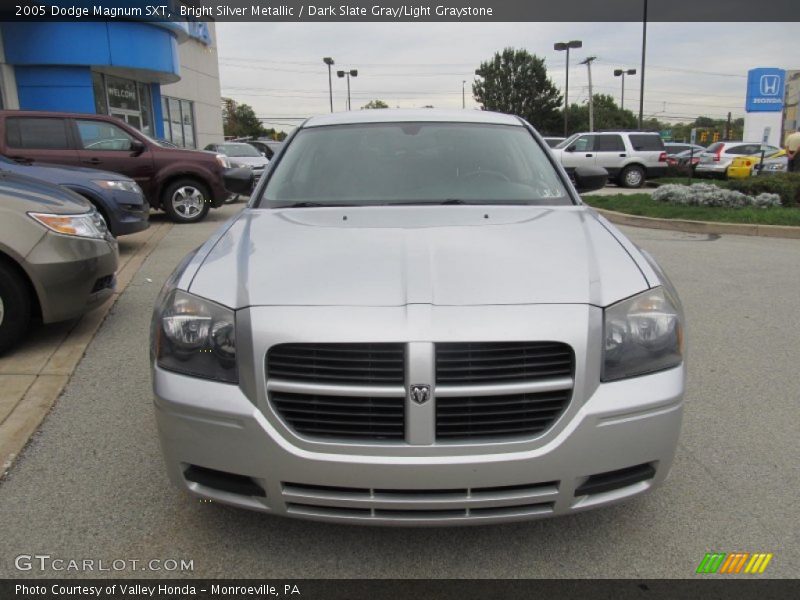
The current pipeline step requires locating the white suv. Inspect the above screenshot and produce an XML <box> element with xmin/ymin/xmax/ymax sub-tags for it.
<box><xmin>551</xmin><ymin>132</ymin><xmax>668</xmax><ymax>188</ymax></box>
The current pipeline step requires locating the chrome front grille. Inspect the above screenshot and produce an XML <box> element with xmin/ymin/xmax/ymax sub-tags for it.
<box><xmin>266</xmin><ymin>342</ymin><xmax>574</xmax><ymax>443</ymax></box>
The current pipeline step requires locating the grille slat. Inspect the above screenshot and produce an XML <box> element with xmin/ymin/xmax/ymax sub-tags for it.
<box><xmin>436</xmin><ymin>390</ymin><xmax>572</xmax><ymax>440</ymax></box>
<box><xmin>272</xmin><ymin>391</ymin><xmax>404</xmax><ymax>440</ymax></box>
<box><xmin>268</xmin><ymin>343</ymin><xmax>405</xmax><ymax>386</ymax></box>
<box><xmin>436</xmin><ymin>341</ymin><xmax>574</xmax><ymax>386</ymax></box>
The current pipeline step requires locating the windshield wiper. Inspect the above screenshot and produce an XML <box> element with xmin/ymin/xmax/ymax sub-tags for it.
<box><xmin>388</xmin><ymin>199</ymin><xmax>471</xmax><ymax>206</ymax></box>
<box><xmin>272</xmin><ymin>201</ymin><xmax>356</xmax><ymax>208</ymax></box>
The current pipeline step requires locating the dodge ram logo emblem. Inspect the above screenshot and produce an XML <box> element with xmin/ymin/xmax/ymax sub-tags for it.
<box><xmin>410</xmin><ymin>384</ymin><xmax>431</xmax><ymax>405</ymax></box>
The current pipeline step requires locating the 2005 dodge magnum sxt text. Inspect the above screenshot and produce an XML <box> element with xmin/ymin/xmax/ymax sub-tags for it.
<box><xmin>150</xmin><ymin>110</ymin><xmax>686</xmax><ymax>525</ymax></box>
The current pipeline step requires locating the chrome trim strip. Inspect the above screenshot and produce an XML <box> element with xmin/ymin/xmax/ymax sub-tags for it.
<box><xmin>267</xmin><ymin>379</ymin><xmax>404</xmax><ymax>398</ymax></box>
<box><xmin>436</xmin><ymin>377</ymin><xmax>574</xmax><ymax>397</ymax></box>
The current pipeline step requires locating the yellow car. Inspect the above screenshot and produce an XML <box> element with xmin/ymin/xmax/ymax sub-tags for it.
<box><xmin>727</xmin><ymin>149</ymin><xmax>786</xmax><ymax>179</ymax></box>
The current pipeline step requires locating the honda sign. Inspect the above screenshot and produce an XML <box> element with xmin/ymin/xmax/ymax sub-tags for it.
<box><xmin>746</xmin><ymin>68</ymin><xmax>786</xmax><ymax>112</ymax></box>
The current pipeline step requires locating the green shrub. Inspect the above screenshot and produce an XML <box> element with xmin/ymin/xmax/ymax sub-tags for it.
<box><xmin>724</xmin><ymin>174</ymin><xmax>800</xmax><ymax>207</ymax></box>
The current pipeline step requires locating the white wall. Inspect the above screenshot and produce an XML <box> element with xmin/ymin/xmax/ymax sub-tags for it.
<box><xmin>161</xmin><ymin>23</ymin><xmax>224</xmax><ymax>149</ymax></box>
<box><xmin>743</xmin><ymin>112</ymin><xmax>783</xmax><ymax>146</ymax></box>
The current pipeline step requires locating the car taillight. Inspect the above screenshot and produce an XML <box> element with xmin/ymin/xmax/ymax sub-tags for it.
<box><xmin>713</xmin><ymin>147</ymin><xmax>723</xmax><ymax>162</ymax></box>
<box><xmin>658</xmin><ymin>152</ymin><xmax>667</xmax><ymax>162</ymax></box>
<box><xmin>745</xmin><ymin>160</ymin><xmax>752</xmax><ymax>167</ymax></box>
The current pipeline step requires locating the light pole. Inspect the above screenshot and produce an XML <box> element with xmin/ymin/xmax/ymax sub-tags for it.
<box><xmin>614</xmin><ymin>68</ymin><xmax>637</xmax><ymax>111</ymax></box>
<box><xmin>462</xmin><ymin>80</ymin><xmax>466</xmax><ymax>109</ymax></box>
<box><xmin>337</xmin><ymin>68</ymin><xmax>358</xmax><ymax>110</ymax></box>
<box><xmin>639</xmin><ymin>0</ymin><xmax>648</xmax><ymax>129</ymax></box>
<box><xmin>322</xmin><ymin>57</ymin><xmax>334</xmax><ymax>113</ymax></box>
<box><xmin>554</xmin><ymin>40</ymin><xmax>582</xmax><ymax>137</ymax></box>
<box><xmin>580</xmin><ymin>56</ymin><xmax>596</xmax><ymax>132</ymax></box>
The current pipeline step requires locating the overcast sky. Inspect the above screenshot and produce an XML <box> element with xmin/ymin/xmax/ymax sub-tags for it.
<box><xmin>215</xmin><ymin>22</ymin><xmax>797</xmax><ymax>131</ymax></box>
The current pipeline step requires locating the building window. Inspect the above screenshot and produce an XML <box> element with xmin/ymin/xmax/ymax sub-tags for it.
<box><xmin>161</xmin><ymin>96</ymin><xmax>196</xmax><ymax>148</ymax></box>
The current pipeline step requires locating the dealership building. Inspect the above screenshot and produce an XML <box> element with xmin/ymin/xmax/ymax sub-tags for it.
<box><xmin>0</xmin><ymin>19</ymin><xmax>224</xmax><ymax>149</ymax></box>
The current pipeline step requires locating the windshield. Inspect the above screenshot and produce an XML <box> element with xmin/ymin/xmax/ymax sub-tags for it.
<box><xmin>218</xmin><ymin>143</ymin><xmax>262</xmax><ymax>157</ymax></box>
<box><xmin>554</xmin><ymin>134</ymin><xmax>580</xmax><ymax>149</ymax></box>
<box><xmin>260</xmin><ymin>122</ymin><xmax>570</xmax><ymax>207</ymax></box>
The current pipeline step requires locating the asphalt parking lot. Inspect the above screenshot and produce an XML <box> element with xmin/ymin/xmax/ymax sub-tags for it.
<box><xmin>0</xmin><ymin>202</ymin><xmax>798</xmax><ymax>578</ymax></box>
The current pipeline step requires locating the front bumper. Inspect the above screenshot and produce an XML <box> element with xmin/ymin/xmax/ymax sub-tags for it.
<box><xmin>153</xmin><ymin>304</ymin><xmax>685</xmax><ymax>526</ymax></box>
<box><xmin>26</xmin><ymin>232</ymin><xmax>118</xmax><ymax>323</ymax></box>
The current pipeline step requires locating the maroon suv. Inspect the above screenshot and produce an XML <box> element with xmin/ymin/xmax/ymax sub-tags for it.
<box><xmin>0</xmin><ymin>110</ymin><xmax>240</xmax><ymax>223</ymax></box>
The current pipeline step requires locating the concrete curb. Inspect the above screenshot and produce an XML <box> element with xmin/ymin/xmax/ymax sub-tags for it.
<box><xmin>593</xmin><ymin>207</ymin><xmax>800</xmax><ymax>239</ymax></box>
<box><xmin>0</xmin><ymin>221</ymin><xmax>173</xmax><ymax>477</ymax></box>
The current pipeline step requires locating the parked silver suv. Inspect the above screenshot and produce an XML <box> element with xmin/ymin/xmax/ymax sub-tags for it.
<box><xmin>551</xmin><ymin>131</ymin><xmax>668</xmax><ymax>187</ymax></box>
<box><xmin>151</xmin><ymin>110</ymin><xmax>685</xmax><ymax>525</ymax></box>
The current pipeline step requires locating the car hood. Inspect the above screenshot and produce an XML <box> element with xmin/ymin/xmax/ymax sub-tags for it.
<box><xmin>228</xmin><ymin>156</ymin><xmax>269</xmax><ymax>168</ymax></box>
<box><xmin>189</xmin><ymin>205</ymin><xmax>649</xmax><ymax>308</ymax></box>
<box><xmin>0</xmin><ymin>160</ymin><xmax>132</xmax><ymax>185</ymax></box>
<box><xmin>0</xmin><ymin>171</ymin><xmax>93</xmax><ymax>213</ymax></box>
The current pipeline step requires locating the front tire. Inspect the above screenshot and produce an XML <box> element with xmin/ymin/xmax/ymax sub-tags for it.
<box><xmin>619</xmin><ymin>165</ymin><xmax>645</xmax><ymax>188</ymax></box>
<box><xmin>162</xmin><ymin>179</ymin><xmax>211</xmax><ymax>224</ymax></box>
<box><xmin>0</xmin><ymin>262</ymin><xmax>32</xmax><ymax>355</ymax></box>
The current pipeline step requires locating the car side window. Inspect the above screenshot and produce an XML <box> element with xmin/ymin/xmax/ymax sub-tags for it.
<box><xmin>629</xmin><ymin>134</ymin><xmax>664</xmax><ymax>151</ymax></box>
<box><xmin>6</xmin><ymin>117</ymin><xmax>71</xmax><ymax>149</ymax></box>
<box><xmin>569</xmin><ymin>135</ymin><xmax>593</xmax><ymax>152</ymax></box>
<box><xmin>594</xmin><ymin>135</ymin><xmax>625</xmax><ymax>152</ymax></box>
<box><xmin>76</xmin><ymin>120</ymin><xmax>135</xmax><ymax>151</ymax></box>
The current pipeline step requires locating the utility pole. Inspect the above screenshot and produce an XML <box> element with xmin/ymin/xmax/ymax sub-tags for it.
<box><xmin>725</xmin><ymin>111</ymin><xmax>732</xmax><ymax>140</ymax></box>
<box><xmin>638</xmin><ymin>0</ymin><xmax>648</xmax><ymax>129</ymax></box>
<box><xmin>580</xmin><ymin>56</ymin><xmax>596</xmax><ymax>132</ymax></box>
<box><xmin>462</xmin><ymin>80</ymin><xmax>466</xmax><ymax>109</ymax></box>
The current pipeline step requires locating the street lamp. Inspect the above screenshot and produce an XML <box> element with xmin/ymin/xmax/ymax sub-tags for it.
<box><xmin>322</xmin><ymin>57</ymin><xmax>334</xmax><ymax>113</ymax></box>
<box><xmin>613</xmin><ymin>68</ymin><xmax>637</xmax><ymax>111</ymax></box>
<box><xmin>337</xmin><ymin>68</ymin><xmax>358</xmax><ymax>110</ymax></box>
<box><xmin>554</xmin><ymin>40</ymin><xmax>582</xmax><ymax>137</ymax></box>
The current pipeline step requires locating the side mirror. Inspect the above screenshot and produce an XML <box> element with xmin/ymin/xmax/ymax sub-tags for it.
<box><xmin>261</xmin><ymin>152</ymin><xmax>266</xmax><ymax>157</ymax></box>
<box><xmin>565</xmin><ymin>146</ymin><xmax>576</xmax><ymax>153</ymax></box>
<box><xmin>223</xmin><ymin>167</ymin><xmax>254</xmax><ymax>195</ymax></box>
<box><xmin>574</xmin><ymin>166</ymin><xmax>608</xmax><ymax>194</ymax></box>
<box><xmin>130</xmin><ymin>139</ymin><xmax>146</xmax><ymax>156</ymax></box>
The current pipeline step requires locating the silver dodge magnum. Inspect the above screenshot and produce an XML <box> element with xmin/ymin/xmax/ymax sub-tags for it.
<box><xmin>151</xmin><ymin>110</ymin><xmax>686</xmax><ymax>525</ymax></box>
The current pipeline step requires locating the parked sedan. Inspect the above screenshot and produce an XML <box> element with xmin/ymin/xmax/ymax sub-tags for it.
<box><xmin>204</xmin><ymin>142</ymin><xmax>268</xmax><ymax>182</ymax></box>
<box><xmin>0</xmin><ymin>156</ymin><xmax>148</xmax><ymax>237</ymax></box>
<box><xmin>152</xmin><ymin>110</ymin><xmax>686</xmax><ymax>525</ymax></box>
<box><xmin>727</xmin><ymin>149</ymin><xmax>787</xmax><ymax>179</ymax></box>
<box><xmin>695</xmin><ymin>141</ymin><xmax>780</xmax><ymax>178</ymax></box>
<box><xmin>0</xmin><ymin>172</ymin><xmax>118</xmax><ymax>353</ymax></box>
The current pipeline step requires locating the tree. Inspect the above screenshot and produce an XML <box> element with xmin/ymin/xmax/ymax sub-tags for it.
<box><xmin>362</xmin><ymin>99</ymin><xmax>389</xmax><ymax>109</ymax></box>
<box><xmin>473</xmin><ymin>48</ymin><xmax>562</xmax><ymax>134</ymax></box>
<box><xmin>221</xmin><ymin>97</ymin><xmax>268</xmax><ymax>138</ymax></box>
<box><xmin>565</xmin><ymin>94</ymin><xmax>637</xmax><ymax>134</ymax></box>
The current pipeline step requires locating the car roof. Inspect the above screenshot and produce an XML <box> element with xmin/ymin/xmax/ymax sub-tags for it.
<box><xmin>0</xmin><ymin>109</ymin><xmax>120</xmax><ymax>120</ymax></box>
<box><xmin>303</xmin><ymin>109</ymin><xmax>523</xmax><ymax>128</ymax></box>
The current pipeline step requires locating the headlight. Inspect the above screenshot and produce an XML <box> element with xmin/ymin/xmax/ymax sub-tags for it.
<box><xmin>603</xmin><ymin>287</ymin><xmax>684</xmax><ymax>382</ymax></box>
<box><xmin>215</xmin><ymin>153</ymin><xmax>231</xmax><ymax>168</ymax></box>
<box><xmin>153</xmin><ymin>289</ymin><xmax>237</xmax><ymax>383</ymax></box>
<box><xmin>763</xmin><ymin>163</ymin><xmax>786</xmax><ymax>172</ymax></box>
<box><xmin>91</xmin><ymin>179</ymin><xmax>142</xmax><ymax>194</ymax></box>
<box><xmin>28</xmin><ymin>210</ymin><xmax>108</xmax><ymax>239</ymax></box>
